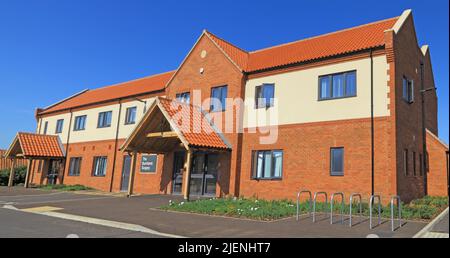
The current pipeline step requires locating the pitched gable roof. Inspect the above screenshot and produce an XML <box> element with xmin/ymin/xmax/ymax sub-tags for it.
<box><xmin>203</xmin><ymin>17</ymin><xmax>398</xmax><ymax>73</ymax></box>
<box><xmin>205</xmin><ymin>31</ymin><xmax>249</xmax><ymax>71</ymax></box>
<box><xmin>40</xmin><ymin>71</ymin><xmax>175</xmax><ymax>115</ymax></box>
<box><xmin>246</xmin><ymin>17</ymin><xmax>398</xmax><ymax>72</ymax></box>
<box><xmin>5</xmin><ymin>133</ymin><xmax>65</xmax><ymax>158</ymax></box>
<box><xmin>158</xmin><ymin>97</ymin><xmax>231</xmax><ymax>149</ymax></box>
<box><xmin>121</xmin><ymin>97</ymin><xmax>231</xmax><ymax>152</ymax></box>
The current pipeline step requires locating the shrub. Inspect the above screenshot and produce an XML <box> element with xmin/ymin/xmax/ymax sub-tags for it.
<box><xmin>0</xmin><ymin>166</ymin><xmax>27</xmax><ymax>186</ymax></box>
<box><xmin>38</xmin><ymin>184</ymin><xmax>93</xmax><ymax>191</ymax></box>
<box><xmin>161</xmin><ymin>196</ymin><xmax>448</xmax><ymax>221</ymax></box>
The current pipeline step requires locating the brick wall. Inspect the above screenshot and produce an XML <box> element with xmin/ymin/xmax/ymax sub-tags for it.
<box><xmin>239</xmin><ymin>117</ymin><xmax>396</xmax><ymax>203</ymax></box>
<box><xmin>27</xmin><ymin>139</ymin><xmax>167</xmax><ymax>194</ymax></box>
<box><xmin>427</xmin><ymin>131</ymin><xmax>449</xmax><ymax>197</ymax></box>
<box><xmin>390</xmin><ymin>14</ymin><xmax>437</xmax><ymax>202</ymax></box>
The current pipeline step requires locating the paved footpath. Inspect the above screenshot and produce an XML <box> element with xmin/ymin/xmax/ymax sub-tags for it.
<box><xmin>419</xmin><ymin>209</ymin><xmax>449</xmax><ymax>238</ymax></box>
<box><xmin>1</xmin><ymin>187</ymin><xmax>427</xmax><ymax>238</ymax></box>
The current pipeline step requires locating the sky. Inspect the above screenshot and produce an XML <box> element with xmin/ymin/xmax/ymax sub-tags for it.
<box><xmin>0</xmin><ymin>0</ymin><xmax>448</xmax><ymax>148</ymax></box>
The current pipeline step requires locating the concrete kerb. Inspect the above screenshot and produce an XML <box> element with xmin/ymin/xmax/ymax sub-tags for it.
<box><xmin>413</xmin><ymin>207</ymin><xmax>449</xmax><ymax>238</ymax></box>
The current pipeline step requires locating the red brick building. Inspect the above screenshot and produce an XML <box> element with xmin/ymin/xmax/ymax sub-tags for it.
<box><xmin>8</xmin><ymin>9</ymin><xmax>447</xmax><ymax>203</ymax></box>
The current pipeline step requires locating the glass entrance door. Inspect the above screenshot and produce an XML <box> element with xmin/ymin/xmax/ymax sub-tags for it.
<box><xmin>190</xmin><ymin>152</ymin><xmax>219</xmax><ymax>196</ymax></box>
<box><xmin>172</xmin><ymin>152</ymin><xmax>185</xmax><ymax>194</ymax></box>
<box><xmin>47</xmin><ymin>159</ymin><xmax>61</xmax><ymax>185</ymax></box>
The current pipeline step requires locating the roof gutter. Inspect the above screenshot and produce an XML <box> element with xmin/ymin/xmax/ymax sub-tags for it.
<box><xmin>38</xmin><ymin>89</ymin><xmax>165</xmax><ymax>117</ymax></box>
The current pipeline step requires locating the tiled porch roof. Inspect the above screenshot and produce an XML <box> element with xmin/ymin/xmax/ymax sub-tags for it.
<box><xmin>5</xmin><ymin>133</ymin><xmax>65</xmax><ymax>159</ymax></box>
<box><xmin>158</xmin><ymin>98</ymin><xmax>230</xmax><ymax>150</ymax></box>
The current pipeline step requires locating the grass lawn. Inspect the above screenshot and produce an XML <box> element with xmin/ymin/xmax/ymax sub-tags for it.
<box><xmin>37</xmin><ymin>184</ymin><xmax>93</xmax><ymax>192</ymax></box>
<box><xmin>161</xmin><ymin>196</ymin><xmax>448</xmax><ymax>221</ymax></box>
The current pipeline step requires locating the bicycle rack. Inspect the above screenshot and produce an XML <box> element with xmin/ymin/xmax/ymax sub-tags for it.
<box><xmin>330</xmin><ymin>192</ymin><xmax>345</xmax><ymax>225</ymax></box>
<box><xmin>390</xmin><ymin>196</ymin><xmax>402</xmax><ymax>232</ymax></box>
<box><xmin>313</xmin><ymin>192</ymin><xmax>328</xmax><ymax>223</ymax></box>
<box><xmin>369</xmin><ymin>195</ymin><xmax>382</xmax><ymax>229</ymax></box>
<box><xmin>296</xmin><ymin>190</ymin><xmax>312</xmax><ymax>221</ymax></box>
<box><xmin>349</xmin><ymin>193</ymin><xmax>363</xmax><ymax>228</ymax></box>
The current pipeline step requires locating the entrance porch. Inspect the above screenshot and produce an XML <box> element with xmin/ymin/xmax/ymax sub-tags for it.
<box><xmin>4</xmin><ymin>132</ymin><xmax>66</xmax><ymax>188</ymax></box>
<box><xmin>120</xmin><ymin>97</ymin><xmax>231</xmax><ymax>200</ymax></box>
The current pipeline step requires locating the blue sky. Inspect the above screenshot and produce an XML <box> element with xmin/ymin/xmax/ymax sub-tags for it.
<box><xmin>0</xmin><ymin>0</ymin><xmax>448</xmax><ymax>148</ymax></box>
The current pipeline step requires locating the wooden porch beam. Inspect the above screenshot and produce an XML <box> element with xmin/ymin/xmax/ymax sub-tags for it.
<box><xmin>146</xmin><ymin>131</ymin><xmax>178</xmax><ymax>138</ymax></box>
<box><xmin>182</xmin><ymin>149</ymin><xmax>193</xmax><ymax>201</ymax></box>
<box><xmin>24</xmin><ymin>159</ymin><xmax>32</xmax><ymax>188</ymax></box>
<box><xmin>127</xmin><ymin>151</ymin><xmax>138</xmax><ymax>197</ymax></box>
<box><xmin>8</xmin><ymin>159</ymin><xmax>16</xmax><ymax>187</ymax></box>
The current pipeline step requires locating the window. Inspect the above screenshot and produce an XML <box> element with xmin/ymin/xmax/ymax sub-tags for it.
<box><xmin>125</xmin><ymin>107</ymin><xmax>137</xmax><ymax>125</ymax></box>
<box><xmin>330</xmin><ymin>148</ymin><xmax>344</xmax><ymax>176</ymax></box>
<box><xmin>413</xmin><ymin>152</ymin><xmax>417</xmax><ymax>176</ymax></box>
<box><xmin>210</xmin><ymin>86</ymin><xmax>228</xmax><ymax>112</ymax></box>
<box><xmin>141</xmin><ymin>155</ymin><xmax>158</xmax><ymax>173</ymax></box>
<box><xmin>74</xmin><ymin>115</ymin><xmax>87</xmax><ymax>131</ymax></box>
<box><xmin>255</xmin><ymin>84</ymin><xmax>275</xmax><ymax>109</ymax></box>
<box><xmin>403</xmin><ymin>149</ymin><xmax>409</xmax><ymax>176</ymax></box>
<box><xmin>68</xmin><ymin>157</ymin><xmax>82</xmax><ymax>176</ymax></box>
<box><xmin>43</xmin><ymin>121</ymin><xmax>48</xmax><ymax>135</ymax></box>
<box><xmin>176</xmin><ymin>92</ymin><xmax>191</xmax><ymax>104</ymax></box>
<box><xmin>252</xmin><ymin>150</ymin><xmax>283</xmax><ymax>180</ymax></box>
<box><xmin>402</xmin><ymin>76</ymin><xmax>415</xmax><ymax>103</ymax></box>
<box><xmin>55</xmin><ymin>119</ymin><xmax>64</xmax><ymax>134</ymax></box>
<box><xmin>319</xmin><ymin>71</ymin><xmax>357</xmax><ymax>100</ymax></box>
<box><xmin>97</xmin><ymin>111</ymin><xmax>112</xmax><ymax>128</ymax></box>
<box><xmin>419</xmin><ymin>154</ymin><xmax>424</xmax><ymax>176</ymax></box>
<box><xmin>92</xmin><ymin>156</ymin><xmax>107</xmax><ymax>177</ymax></box>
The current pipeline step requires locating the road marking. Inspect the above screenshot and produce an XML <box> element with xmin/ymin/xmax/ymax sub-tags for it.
<box><xmin>13</xmin><ymin>196</ymin><xmax>117</xmax><ymax>206</ymax></box>
<box><xmin>0</xmin><ymin>192</ymin><xmax>66</xmax><ymax>199</ymax></box>
<box><xmin>66</xmin><ymin>234</ymin><xmax>80</xmax><ymax>238</ymax></box>
<box><xmin>21</xmin><ymin>206</ymin><xmax>63</xmax><ymax>213</ymax></box>
<box><xmin>2</xmin><ymin>205</ymin><xmax>185</xmax><ymax>238</ymax></box>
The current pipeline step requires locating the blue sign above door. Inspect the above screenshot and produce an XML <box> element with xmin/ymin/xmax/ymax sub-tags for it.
<box><xmin>141</xmin><ymin>155</ymin><xmax>157</xmax><ymax>173</ymax></box>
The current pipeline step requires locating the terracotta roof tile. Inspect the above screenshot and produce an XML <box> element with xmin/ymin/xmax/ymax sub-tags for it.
<box><xmin>15</xmin><ymin>133</ymin><xmax>65</xmax><ymax>158</ymax></box>
<box><xmin>41</xmin><ymin>71</ymin><xmax>175</xmax><ymax>115</ymax></box>
<box><xmin>206</xmin><ymin>31</ymin><xmax>249</xmax><ymax>71</ymax></box>
<box><xmin>40</xmin><ymin>17</ymin><xmax>398</xmax><ymax>116</ymax></box>
<box><xmin>158</xmin><ymin>97</ymin><xmax>229</xmax><ymax>149</ymax></box>
<box><xmin>205</xmin><ymin>17</ymin><xmax>398</xmax><ymax>72</ymax></box>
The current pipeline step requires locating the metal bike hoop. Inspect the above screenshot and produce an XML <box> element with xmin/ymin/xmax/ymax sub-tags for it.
<box><xmin>297</xmin><ymin>190</ymin><xmax>312</xmax><ymax>221</ymax></box>
<box><xmin>330</xmin><ymin>192</ymin><xmax>345</xmax><ymax>225</ymax></box>
<box><xmin>369</xmin><ymin>195</ymin><xmax>382</xmax><ymax>229</ymax></box>
<box><xmin>390</xmin><ymin>196</ymin><xmax>402</xmax><ymax>232</ymax></box>
<box><xmin>313</xmin><ymin>192</ymin><xmax>328</xmax><ymax>223</ymax></box>
<box><xmin>349</xmin><ymin>193</ymin><xmax>363</xmax><ymax>228</ymax></box>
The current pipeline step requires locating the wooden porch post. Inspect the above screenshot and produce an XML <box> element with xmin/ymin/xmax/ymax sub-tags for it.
<box><xmin>24</xmin><ymin>159</ymin><xmax>32</xmax><ymax>188</ymax></box>
<box><xmin>183</xmin><ymin>149</ymin><xmax>193</xmax><ymax>201</ymax></box>
<box><xmin>8</xmin><ymin>158</ymin><xmax>16</xmax><ymax>187</ymax></box>
<box><xmin>127</xmin><ymin>151</ymin><xmax>137</xmax><ymax>197</ymax></box>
